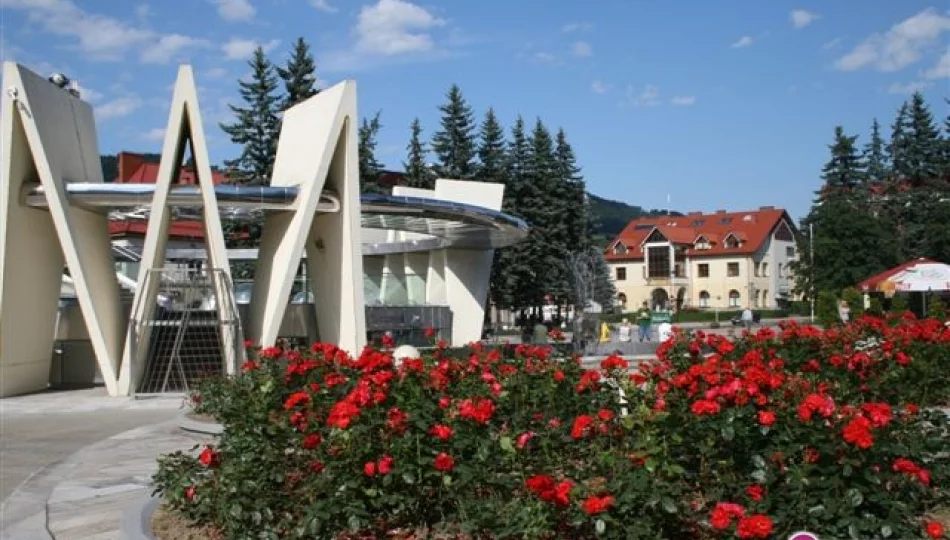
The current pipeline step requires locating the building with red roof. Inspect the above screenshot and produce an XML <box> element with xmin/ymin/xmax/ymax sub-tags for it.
<box><xmin>605</xmin><ymin>206</ymin><xmax>799</xmax><ymax>311</ymax></box>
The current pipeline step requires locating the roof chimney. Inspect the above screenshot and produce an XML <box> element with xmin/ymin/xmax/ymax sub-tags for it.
<box><xmin>116</xmin><ymin>152</ymin><xmax>145</xmax><ymax>183</ymax></box>
<box><xmin>715</xmin><ymin>209</ymin><xmax>727</xmax><ymax>214</ymax></box>
<box><xmin>688</xmin><ymin>211</ymin><xmax>702</xmax><ymax>216</ymax></box>
<box><xmin>759</xmin><ymin>205</ymin><xmax>775</xmax><ymax>210</ymax></box>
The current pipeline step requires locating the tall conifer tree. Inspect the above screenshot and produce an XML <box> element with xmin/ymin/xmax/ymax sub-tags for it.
<box><xmin>403</xmin><ymin>118</ymin><xmax>433</xmax><ymax>189</ymax></box>
<box><xmin>863</xmin><ymin>119</ymin><xmax>889</xmax><ymax>185</ymax></box>
<box><xmin>220</xmin><ymin>46</ymin><xmax>280</xmax><ymax>184</ymax></box>
<box><xmin>476</xmin><ymin>108</ymin><xmax>507</xmax><ymax>183</ymax></box>
<box><xmin>431</xmin><ymin>84</ymin><xmax>477</xmax><ymax>179</ymax></box>
<box><xmin>358</xmin><ymin>112</ymin><xmax>383</xmax><ymax>194</ymax></box>
<box><xmin>276</xmin><ymin>37</ymin><xmax>319</xmax><ymax>110</ymax></box>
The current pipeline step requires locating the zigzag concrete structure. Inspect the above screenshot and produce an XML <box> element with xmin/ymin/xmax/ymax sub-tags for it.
<box><xmin>0</xmin><ymin>62</ymin><xmax>528</xmax><ymax>398</ymax></box>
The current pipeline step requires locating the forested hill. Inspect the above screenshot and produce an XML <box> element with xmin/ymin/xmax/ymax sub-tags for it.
<box><xmin>587</xmin><ymin>192</ymin><xmax>680</xmax><ymax>245</ymax></box>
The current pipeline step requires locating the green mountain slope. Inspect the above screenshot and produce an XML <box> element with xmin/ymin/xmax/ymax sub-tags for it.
<box><xmin>587</xmin><ymin>192</ymin><xmax>679</xmax><ymax>246</ymax></box>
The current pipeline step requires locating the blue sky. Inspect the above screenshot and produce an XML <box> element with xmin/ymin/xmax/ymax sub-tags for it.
<box><xmin>2</xmin><ymin>0</ymin><xmax>948</xmax><ymax>220</ymax></box>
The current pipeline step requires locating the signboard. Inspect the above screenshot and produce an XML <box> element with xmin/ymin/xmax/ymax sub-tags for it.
<box><xmin>650</xmin><ymin>311</ymin><xmax>672</xmax><ymax>324</ymax></box>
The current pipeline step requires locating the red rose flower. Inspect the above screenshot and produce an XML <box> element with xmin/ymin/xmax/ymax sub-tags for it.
<box><xmin>926</xmin><ymin>521</ymin><xmax>945</xmax><ymax>538</ymax></box>
<box><xmin>433</xmin><ymin>452</ymin><xmax>454</xmax><ymax>472</ymax></box>
<box><xmin>842</xmin><ymin>416</ymin><xmax>874</xmax><ymax>449</ymax></box>
<box><xmin>310</xmin><ymin>461</ymin><xmax>324</xmax><ymax>474</ymax></box>
<box><xmin>736</xmin><ymin>514</ymin><xmax>774</xmax><ymax>539</ymax></box>
<box><xmin>516</xmin><ymin>431</ymin><xmax>536</xmax><ymax>449</ymax></box>
<box><xmin>429</xmin><ymin>424</ymin><xmax>454</xmax><ymax>441</ymax></box>
<box><xmin>302</xmin><ymin>433</ymin><xmax>322</xmax><ymax>449</ymax></box>
<box><xmin>710</xmin><ymin>502</ymin><xmax>745</xmax><ymax>529</ymax></box>
<box><xmin>570</xmin><ymin>415</ymin><xmax>594</xmax><ymax>439</ymax></box>
<box><xmin>745</xmin><ymin>484</ymin><xmax>765</xmax><ymax>501</ymax></box>
<box><xmin>690</xmin><ymin>399</ymin><xmax>721</xmax><ymax>416</ymax></box>
<box><xmin>553</xmin><ymin>370</ymin><xmax>565</xmax><ymax>382</ymax></box>
<box><xmin>184</xmin><ymin>485</ymin><xmax>196</xmax><ymax>501</ymax></box>
<box><xmin>378</xmin><ymin>455</ymin><xmax>394</xmax><ymax>475</ymax></box>
<box><xmin>582</xmin><ymin>495</ymin><xmax>615</xmax><ymax>515</ymax></box>
<box><xmin>364</xmin><ymin>461</ymin><xmax>376</xmax><ymax>477</ymax></box>
<box><xmin>198</xmin><ymin>447</ymin><xmax>218</xmax><ymax>467</ymax></box>
<box><xmin>757</xmin><ymin>410</ymin><xmax>776</xmax><ymax>426</ymax></box>
<box><xmin>597</xmin><ymin>409</ymin><xmax>615</xmax><ymax>422</ymax></box>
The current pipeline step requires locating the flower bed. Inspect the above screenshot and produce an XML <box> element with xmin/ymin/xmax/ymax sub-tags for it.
<box><xmin>154</xmin><ymin>315</ymin><xmax>950</xmax><ymax>539</ymax></box>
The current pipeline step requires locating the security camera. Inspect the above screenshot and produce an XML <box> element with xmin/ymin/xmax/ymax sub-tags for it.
<box><xmin>47</xmin><ymin>73</ymin><xmax>70</xmax><ymax>89</ymax></box>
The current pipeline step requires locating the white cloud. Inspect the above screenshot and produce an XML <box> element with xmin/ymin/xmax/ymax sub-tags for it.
<box><xmin>141</xmin><ymin>34</ymin><xmax>210</xmax><ymax>64</ymax></box>
<box><xmin>731</xmin><ymin>36</ymin><xmax>754</xmax><ymax>49</ymax></box>
<box><xmin>532</xmin><ymin>51</ymin><xmax>558</xmax><ymax>65</ymax></box>
<box><xmin>135</xmin><ymin>4</ymin><xmax>151</xmax><ymax>21</ymax></box>
<box><xmin>571</xmin><ymin>40</ymin><xmax>593</xmax><ymax>58</ymax></box>
<box><xmin>625</xmin><ymin>84</ymin><xmax>661</xmax><ymax>107</ymax></box>
<box><xmin>144</xmin><ymin>127</ymin><xmax>165</xmax><ymax>141</ymax></box>
<box><xmin>925</xmin><ymin>49</ymin><xmax>950</xmax><ymax>79</ymax></box>
<box><xmin>212</xmin><ymin>0</ymin><xmax>256</xmax><ymax>21</ymax></box>
<box><xmin>671</xmin><ymin>95</ymin><xmax>697</xmax><ymax>106</ymax></box>
<box><xmin>790</xmin><ymin>9</ymin><xmax>820</xmax><ymax>29</ymax></box>
<box><xmin>204</xmin><ymin>67</ymin><xmax>229</xmax><ymax>79</ymax></box>
<box><xmin>836</xmin><ymin>8</ymin><xmax>950</xmax><ymax>72</ymax></box>
<box><xmin>562</xmin><ymin>22</ymin><xmax>593</xmax><ymax>33</ymax></box>
<box><xmin>222</xmin><ymin>38</ymin><xmax>280</xmax><ymax>60</ymax></box>
<box><xmin>77</xmin><ymin>86</ymin><xmax>103</xmax><ymax>103</ymax></box>
<box><xmin>3</xmin><ymin>0</ymin><xmax>152</xmax><ymax>61</ymax></box>
<box><xmin>354</xmin><ymin>0</ymin><xmax>445</xmax><ymax>56</ymax></box>
<box><xmin>887</xmin><ymin>81</ymin><xmax>930</xmax><ymax>94</ymax></box>
<box><xmin>822</xmin><ymin>37</ymin><xmax>843</xmax><ymax>50</ymax></box>
<box><xmin>591</xmin><ymin>80</ymin><xmax>611</xmax><ymax>94</ymax></box>
<box><xmin>96</xmin><ymin>96</ymin><xmax>143</xmax><ymax>120</ymax></box>
<box><xmin>309</xmin><ymin>0</ymin><xmax>338</xmax><ymax>13</ymax></box>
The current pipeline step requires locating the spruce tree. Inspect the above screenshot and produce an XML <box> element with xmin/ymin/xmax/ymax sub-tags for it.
<box><xmin>220</xmin><ymin>46</ymin><xmax>280</xmax><ymax>184</ymax></box>
<box><xmin>554</xmin><ymin>128</ymin><xmax>589</xmax><ymax>251</ymax></box>
<box><xmin>820</xmin><ymin>126</ymin><xmax>862</xmax><ymax>192</ymax></box>
<box><xmin>527</xmin><ymin>118</ymin><xmax>570</xmax><ymax>302</ymax></box>
<box><xmin>863</xmin><ymin>118</ymin><xmax>889</xmax><ymax>186</ymax></box>
<box><xmin>904</xmin><ymin>92</ymin><xmax>942</xmax><ymax>188</ymax></box>
<box><xmin>358</xmin><ymin>112</ymin><xmax>383</xmax><ymax>194</ymax></box>
<box><xmin>476</xmin><ymin>108</ymin><xmax>506</xmax><ymax>183</ymax></box>
<box><xmin>276</xmin><ymin>37</ymin><xmax>318</xmax><ymax>110</ymax></box>
<box><xmin>431</xmin><ymin>84</ymin><xmax>477</xmax><ymax>179</ymax></box>
<box><xmin>403</xmin><ymin>118</ymin><xmax>433</xmax><ymax>189</ymax></box>
<box><xmin>888</xmin><ymin>102</ymin><xmax>911</xmax><ymax>183</ymax></box>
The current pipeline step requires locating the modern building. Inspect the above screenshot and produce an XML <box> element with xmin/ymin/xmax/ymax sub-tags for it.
<box><xmin>604</xmin><ymin>207</ymin><xmax>798</xmax><ymax>311</ymax></box>
<box><xmin>0</xmin><ymin>62</ymin><xmax>527</xmax><ymax>398</ymax></box>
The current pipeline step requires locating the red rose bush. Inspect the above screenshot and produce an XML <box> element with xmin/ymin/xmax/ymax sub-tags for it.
<box><xmin>153</xmin><ymin>315</ymin><xmax>950</xmax><ymax>539</ymax></box>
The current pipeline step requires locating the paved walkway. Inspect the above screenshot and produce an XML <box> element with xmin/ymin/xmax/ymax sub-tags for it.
<box><xmin>0</xmin><ymin>388</ymin><xmax>190</xmax><ymax>539</ymax></box>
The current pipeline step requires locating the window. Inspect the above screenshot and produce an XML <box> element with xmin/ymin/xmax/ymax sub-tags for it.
<box><xmin>613</xmin><ymin>243</ymin><xmax>627</xmax><ymax>255</ymax></box>
<box><xmin>729</xmin><ymin>289</ymin><xmax>740</xmax><ymax>307</ymax></box>
<box><xmin>698</xmin><ymin>263</ymin><xmax>709</xmax><ymax>278</ymax></box>
<box><xmin>762</xmin><ymin>262</ymin><xmax>769</xmax><ymax>277</ymax></box>
<box><xmin>762</xmin><ymin>290</ymin><xmax>769</xmax><ymax>308</ymax></box>
<box><xmin>647</xmin><ymin>247</ymin><xmax>671</xmax><ymax>279</ymax></box>
<box><xmin>719</xmin><ymin>217</ymin><xmax>733</xmax><ymax>225</ymax></box>
<box><xmin>692</xmin><ymin>219</ymin><xmax>705</xmax><ymax>227</ymax></box>
<box><xmin>754</xmin><ymin>263</ymin><xmax>760</xmax><ymax>277</ymax></box>
<box><xmin>777</xmin><ymin>263</ymin><xmax>784</xmax><ymax>278</ymax></box>
<box><xmin>786</xmin><ymin>246</ymin><xmax>796</xmax><ymax>257</ymax></box>
<box><xmin>727</xmin><ymin>262</ymin><xmax>740</xmax><ymax>277</ymax></box>
<box><xmin>724</xmin><ymin>235</ymin><xmax>740</xmax><ymax>249</ymax></box>
<box><xmin>699</xmin><ymin>290</ymin><xmax>710</xmax><ymax>308</ymax></box>
<box><xmin>615</xmin><ymin>267</ymin><xmax>627</xmax><ymax>281</ymax></box>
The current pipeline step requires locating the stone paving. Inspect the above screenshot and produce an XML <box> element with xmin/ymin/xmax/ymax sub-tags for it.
<box><xmin>2</xmin><ymin>420</ymin><xmax>208</xmax><ymax>539</ymax></box>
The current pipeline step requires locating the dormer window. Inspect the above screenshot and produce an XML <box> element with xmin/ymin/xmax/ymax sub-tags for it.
<box><xmin>693</xmin><ymin>235</ymin><xmax>712</xmax><ymax>250</ymax></box>
<box><xmin>723</xmin><ymin>233</ymin><xmax>742</xmax><ymax>249</ymax></box>
<box><xmin>613</xmin><ymin>242</ymin><xmax>628</xmax><ymax>255</ymax></box>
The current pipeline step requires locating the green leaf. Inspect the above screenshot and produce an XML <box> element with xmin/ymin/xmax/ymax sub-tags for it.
<box><xmin>644</xmin><ymin>458</ymin><xmax>657</xmax><ymax>472</ymax></box>
<box><xmin>364</xmin><ymin>488</ymin><xmax>378</xmax><ymax>498</ymax></box>
<box><xmin>721</xmin><ymin>425</ymin><xmax>735</xmax><ymax>441</ymax></box>
<box><xmin>661</xmin><ymin>497</ymin><xmax>677</xmax><ymax>514</ymax></box>
<box><xmin>442</xmin><ymin>475</ymin><xmax>453</xmax><ymax>487</ymax></box>
<box><xmin>845</xmin><ymin>488</ymin><xmax>863</xmax><ymax>507</ymax></box>
<box><xmin>499</xmin><ymin>436</ymin><xmax>515</xmax><ymax>453</ymax></box>
<box><xmin>881</xmin><ymin>525</ymin><xmax>893</xmax><ymax>538</ymax></box>
<box><xmin>621</xmin><ymin>416</ymin><xmax>635</xmax><ymax>430</ymax></box>
<box><xmin>595</xmin><ymin>519</ymin><xmax>606</xmax><ymax>535</ymax></box>
<box><xmin>402</xmin><ymin>472</ymin><xmax>416</xmax><ymax>485</ymax></box>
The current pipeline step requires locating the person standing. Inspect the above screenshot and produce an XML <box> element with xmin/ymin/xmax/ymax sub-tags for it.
<box><xmin>838</xmin><ymin>300</ymin><xmax>851</xmax><ymax>324</ymax></box>
<box><xmin>636</xmin><ymin>301</ymin><xmax>652</xmax><ymax>342</ymax></box>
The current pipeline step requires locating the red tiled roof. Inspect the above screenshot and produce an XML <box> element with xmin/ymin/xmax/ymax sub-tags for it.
<box><xmin>605</xmin><ymin>207</ymin><xmax>794</xmax><ymax>261</ymax></box>
<box><xmin>115</xmin><ymin>152</ymin><xmax>228</xmax><ymax>185</ymax></box>
<box><xmin>110</xmin><ymin>220</ymin><xmax>207</xmax><ymax>239</ymax></box>
<box><xmin>857</xmin><ymin>258</ymin><xmax>938</xmax><ymax>292</ymax></box>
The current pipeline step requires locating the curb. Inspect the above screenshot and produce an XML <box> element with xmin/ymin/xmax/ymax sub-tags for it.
<box><xmin>177</xmin><ymin>412</ymin><xmax>224</xmax><ymax>436</ymax></box>
<box><xmin>120</xmin><ymin>495</ymin><xmax>160</xmax><ymax>540</ymax></box>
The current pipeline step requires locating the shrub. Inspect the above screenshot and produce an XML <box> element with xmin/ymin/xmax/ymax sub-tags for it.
<box><xmin>890</xmin><ymin>294</ymin><xmax>909</xmax><ymax>314</ymax></box>
<box><xmin>816</xmin><ymin>290</ymin><xmax>839</xmax><ymax>327</ymax></box>
<box><xmin>927</xmin><ymin>294</ymin><xmax>947</xmax><ymax>321</ymax></box>
<box><xmin>867</xmin><ymin>296</ymin><xmax>884</xmax><ymax>316</ymax></box>
<box><xmin>841</xmin><ymin>287</ymin><xmax>865</xmax><ymax>319</ymax></box>
<box><xmin>154</xmin><ymin>317</ymin><xmax>950</xmax><ymax>539</ymax></box>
